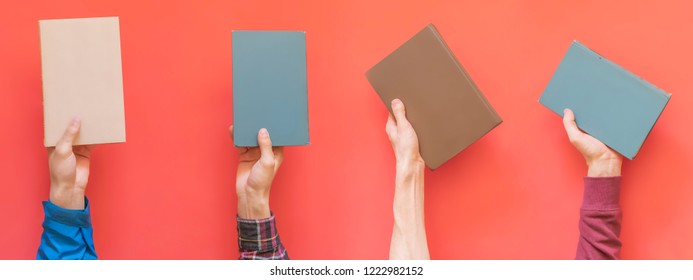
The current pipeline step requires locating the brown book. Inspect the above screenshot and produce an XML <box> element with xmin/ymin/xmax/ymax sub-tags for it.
<box><xmin>39</xmin><ymin>17</ymin><xmax>126</xmax><ymax>147</ymax></box>
<box><xmin>366</xmin><ymin>24</ymin><xmax>502</xmax><ymax>170</ymax></box>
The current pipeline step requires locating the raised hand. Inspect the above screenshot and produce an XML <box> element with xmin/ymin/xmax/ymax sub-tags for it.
<box><xmin>563</xmin><ymin>108</ymin><xmax>622</xmax><ymax>177</ymax></box>
<box><xmin>48</xmin><ymin>118</ymin><xmax>94</xmax><ymax>210</ymax></box>
<box><xmin>230</xmin><ymin>126</ymin><xmax>284</xmax><ymax>219</ymax></box>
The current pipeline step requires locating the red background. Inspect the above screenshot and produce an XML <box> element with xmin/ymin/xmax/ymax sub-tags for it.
<box><xmin>1</xmin><ymin>0</ymin><xmax>692</xmax><ymax>259</ymax></box>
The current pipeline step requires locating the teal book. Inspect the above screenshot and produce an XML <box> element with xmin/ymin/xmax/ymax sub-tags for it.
<box><xmin>232</xmin><ymin>31</ymin><xmax>309</xmax><ymax>146</ymax></box>
<box><xmin>539</xmin><ymin>41</ymin><xmax>671</xmax><ymax>159</ymax></box>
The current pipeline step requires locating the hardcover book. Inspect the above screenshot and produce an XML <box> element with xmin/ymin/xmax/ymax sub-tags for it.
<box><xmin>40</xmin><ymin>17</ymin><xmax>126</xmax><ymax>146</ymax></box>
<box><xmin>366</xmin><ymin>24</ymin><xmax>502</xmax><ymax>170</ymax></box>
<box><xmin>232</xmin><ymin>31</ymin><xmax>309</xmax><ymax>146</ymax></box>
<box><xmin>539</xmin><ymin>41</ymin><xmax>671</xmax><ymax>159</ymax></box>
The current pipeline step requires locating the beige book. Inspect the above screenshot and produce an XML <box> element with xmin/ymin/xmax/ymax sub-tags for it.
<box><xmin>39</xmin><ymin>17</ymin><xmax>126</xmax><ymax>147</ymax></box>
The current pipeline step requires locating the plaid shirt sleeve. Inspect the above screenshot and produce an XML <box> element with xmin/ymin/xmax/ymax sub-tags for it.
<box><xmin>237</xmin><ymin>213</ymin><xmax>289</xmax><ymax>260</ymax></box>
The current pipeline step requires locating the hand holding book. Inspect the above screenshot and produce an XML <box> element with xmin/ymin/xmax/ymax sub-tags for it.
<box><xmin>386</xmin><ymin>99</ymin><xmax>429</xmax><ymax>260</ymax></box>
<box><xmin>386</xmin><ymin>99</ymin><xmax>425</xmax><ymax>170</ymax></box>
<box><xmin>562</xmin><ymin>109</ymin><xmax>622</xmax><ymax>177</ymax></box>
<box><xmin>48</xmin><ymin>118</ymin><xmax>94</xmax><ymax>210</ymax></box>
<box><xmin>230</xmin><ymin>126</ymin><xmax>284</xmax><ymax>219</ymax></box>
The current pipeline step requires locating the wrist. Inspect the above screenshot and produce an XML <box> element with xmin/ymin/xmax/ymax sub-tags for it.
<box><xmin>237</xmin><ymin>189</ymin><xmax>271</xmax><ymax>219</ymax></box>
<box><xmin>587</xmin><ymin>156</ymin><xmax>622</xmax><ymax>177</ymax></box>
<box><xmin>396</xmin><ymin>157</ymin><xmax>425</xmax><ymax>175</ymax></box>
<box><xmin>49</xmin><ymin>184</ymin><xmax>85</xmax><ymax>210</ymax></box>
<box><xmin>394</xmin><ymin>160</ymin><xmax>425</xmax><ymax>200</ymax></box>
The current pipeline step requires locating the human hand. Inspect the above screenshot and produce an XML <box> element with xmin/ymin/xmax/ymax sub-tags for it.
<box><xmin>385</xmin><ymin>99</ymin><xmax>429</xmax><ymax>259</ymax></box>
<box><xmin>230</xmin><ymin>126</ymin><xmax>284</xmax><ymax>219</ymax></box>
<box><xmin>385</xmin><ymin>99</ymin><xmax>425</xmax><ymax>170</ymax></box>
<box><xmin>48</xmin><ymin>118</ymin><xmax>94</xmax><ymax>210</ymax></box>
<box><xmin>563</xmin><ymin>108</ymin><xmax>622</xmax><ymax>177</ymax></box>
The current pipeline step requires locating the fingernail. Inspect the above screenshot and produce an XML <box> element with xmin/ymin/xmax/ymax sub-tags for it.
<box><xmin>72</xmin><ymin>117</ymin><xmax>81</xmax><ymax>125</ymax></box>
<box><xmin>259</xmin><ymin>128</ymin><xmax>268</xmax><ymax>137</ymax></box>
<box><xmin>563</xmin><ymin>108</ymin><xmax>568</xmax><ymax>114</ymax></box>
<box><xmin>391</xmin><ymin>99</ymin><xmax>402</xmax><ymax>108</ymax></box>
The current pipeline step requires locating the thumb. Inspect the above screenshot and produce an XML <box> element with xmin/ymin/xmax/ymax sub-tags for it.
<box><xmin>55</xmin><ymin>118</ymin><xmax>81</xmax><ymax>156</ymax></box>
<box><xmin>257</xmin><ymin>128</ymin><xmax>275</xmax><ymax>168</ymax></box>
<box><xmin>391</xmin><ymin>99</ymin><xmax>408</xmax><ymax>126</ymax></box>
<box><xmin>562</xmin><ymin>108</ymin><xmax>582</xmax><ymax>142</ymax></box>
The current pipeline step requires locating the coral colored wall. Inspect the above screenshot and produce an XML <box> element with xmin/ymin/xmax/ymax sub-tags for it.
<box><xmin>1</xmin><ymin>0</ymin><xmax>692</xmax><ymax>259</ymax></box>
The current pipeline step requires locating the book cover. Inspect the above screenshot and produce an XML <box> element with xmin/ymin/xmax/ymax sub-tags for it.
<box><xmin>232</xmin><ymin>31</ymin><xmax>309</xmax><ymax>146</ymax></box>
<box><xmin>366</xmin><ymin>24</ymin><xmax>502</xmax><ymax>170</ymax></box>
<box><xmin>40</xmin><ymin>16</ymin><xmax>126</xmax><ymax>147</ymax></box>
<box><xmin>539</xmin><ymin>40</ymin><xmax>671</xmax><ymax>159</ymax></box>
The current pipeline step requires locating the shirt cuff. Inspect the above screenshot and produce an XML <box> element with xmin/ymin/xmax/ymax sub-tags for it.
<box><xmin>42</xmin><ymin>197</ymin><xmax>92</xmax><ymax>228</ymax></box>
<box><xmin>582</xmin><ymin>176</ymin><xmax>621</xmax><ymax>210</ymax></box>
<box><xmin>237</xmin><ymin>213</ymin><xmax>281</xmax><ymax>253</ymax></box>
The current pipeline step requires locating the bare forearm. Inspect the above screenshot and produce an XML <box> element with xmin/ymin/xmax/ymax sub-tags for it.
<box><xmin>390</xmin><ymin>160</ymin><xmax>429</xmax><ymax>260</ymax></box>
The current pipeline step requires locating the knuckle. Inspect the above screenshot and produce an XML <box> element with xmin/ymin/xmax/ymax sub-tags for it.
<box><xmin>55</xmin><ymin>145</ymin><xmax>71</xmax><ymax>156</ymax></box>
<box><xmin>260</xmin><ymin>157</ymin><xmax>275</xmax><ymax>168</ymax></box>
<box><xmin>400</xmin><ymin>122</ymin><xmax>413</xmax><ymax>131</ymax></box>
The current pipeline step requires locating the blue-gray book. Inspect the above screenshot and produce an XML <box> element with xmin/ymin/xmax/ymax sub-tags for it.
<box><xmin>232</xmin><ymin>31</ymin><xmax>309</xmax><ymax>146</ymax></box>
<box><xmin>539</xmin><ymin>41</ymin><xmax>671</xmax><ymax>159</ymax></box>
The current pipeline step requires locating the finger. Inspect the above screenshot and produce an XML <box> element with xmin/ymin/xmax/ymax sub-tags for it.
<box><xmin>562</xmin><ymin>108</ymin><xmax>582</xmax><ymax>142</ymax></box>
<box><xmin>391</xmin><ymin>99</ymin><xmax>408</xmax><ymax>125</ymax></box>
<box><xmin>73</xmin><ymin>145</ymin><xmax>94</xmax><ymax>159</ymax></box>
<box><xmin>257</xmin><ymin>128</ymin><xmax>275</xmax><ymax>168</ymax></box>
<box><xmin>229</xmin><ymin>125</ymin><xmax>250</xmax><ymax>154</ymax></box>
<box><xmin>74</xmin><ymin>162</ymin><xmax>91</xmax><ymax>189</ymax></box>
<box><xmin>229</xmin><ymin>125</ymin><xmax>238</xmax><ymax>142</ymax></box>
<box><xmin>273</xmin><ymin>146</ymin><xmax>284</xmax><ymax>161</ymax></box>
<box><xmin>55</xmin><ymin>118</ymin><xmax>81</xmax><ymax>157</ymax></box>
<box><xmin>273</xmin><ymin>146</ymin><xmax>284</xmax><ymax>173</ymax></box>
<box><xmin>237</xmin><ymin>146</ymin><xmax>250</xmax><ymax>155</ymax></box>
<box><xmin>385</xmin><ymin>113</ymin><xmax>397</xmax><ymax>139</ymax></box>
<box><xmin>238</xmin><ymin>147</ymin><xmax>261</xmax><ymax>162</ymax></box>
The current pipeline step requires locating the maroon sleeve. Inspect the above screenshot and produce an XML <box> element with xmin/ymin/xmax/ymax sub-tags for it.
<box><xmin>575</xmin><ymin>176</ymin><xmax>622</xmax><ymax>260</ymax></box>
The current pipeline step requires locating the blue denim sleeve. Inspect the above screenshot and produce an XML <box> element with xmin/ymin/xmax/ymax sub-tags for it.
<box><xmin>36</xmin><ymin>197</ymin><xmax>97</xmax><ymax>260</ymax></box>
